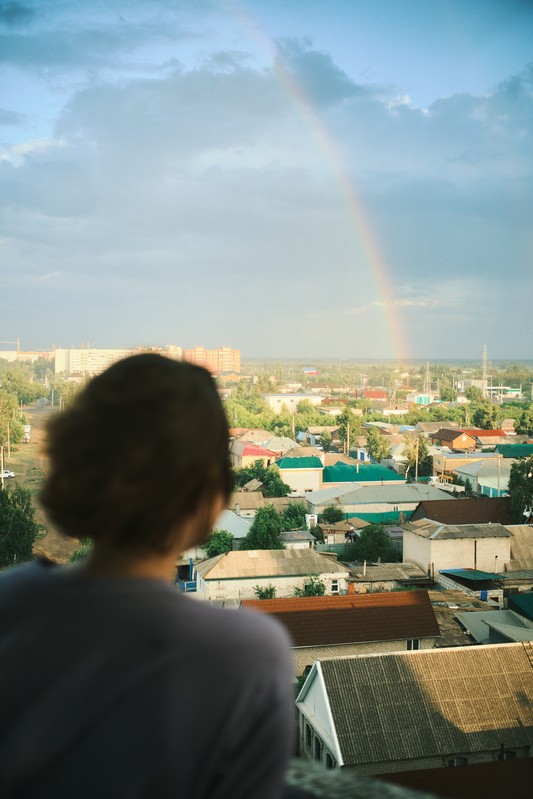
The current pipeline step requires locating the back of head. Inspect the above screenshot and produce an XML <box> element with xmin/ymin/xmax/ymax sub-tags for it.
<box><xmin>41</xmin><ymin>354</ymin><xmax>232</xmax><ymax>553</ymax></box>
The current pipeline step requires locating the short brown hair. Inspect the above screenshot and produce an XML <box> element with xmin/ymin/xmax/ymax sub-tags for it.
<box><xmin>41</xmin><ymin>354</ymin><xmax>232</xmax><ymax>552</ymax></box>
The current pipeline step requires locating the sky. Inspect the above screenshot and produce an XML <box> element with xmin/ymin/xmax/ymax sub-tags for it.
<box><xmin>0</xmin><ymin>0</ymin><xmax>532</xmax><ymax>360</ymax></box>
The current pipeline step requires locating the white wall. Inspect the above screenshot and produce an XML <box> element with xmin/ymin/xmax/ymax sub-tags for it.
<box><xmin>195</xmin><ymin>572</ymin><xmax>348</xmax><ymax>600</ymax></box>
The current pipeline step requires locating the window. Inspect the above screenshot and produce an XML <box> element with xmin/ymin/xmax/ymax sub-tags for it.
<box><xmin>314</xmin><ymin>737</ymin><xmax>322</xmax><ymax>761</ymax></box>
<box><xmin>305</xmin><ymin>723</ymin><xmax>312</xmax><ymax>750</ymax></box>
<box><xmin>448</xmin><ymin>756</ymin><xmax>468</xmax><ymax>767</ymax></box>
<box><xmin>407</xmin><ymin>639</ymin><xmax>420</xmax><ymax>650</ymax></box>
<box><xmin>331</xmin><ymin>579</ymin><xmax>339</xmax><ymax>593</ymax></box>
<box><xmin>325</xmin><ymin>753</ymin><xmax>335</xmax><ymax>769</ymax></box>
<box><xmin>498</xmin><ymin>750</ymin><xmax>516</xmax><ymax>761</ymax></box>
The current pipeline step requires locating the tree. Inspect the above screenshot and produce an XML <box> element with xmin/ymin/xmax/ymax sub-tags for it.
<box><xmin>0</xmin><ymin>390</ymin><xmax>24</xmax><ymax>445</ymax></box>
<box><xmin>465</xmin><ymin>386</ymin><xmax>484</xmax><ymax>402</ymax></box>
<box><xmin>293</xmin><ymin>576</ymin><xmax>326</xmax><ymax>597</ymax></box>
<box><xmin>516</xmin><ymin>408</ymin><xmax>533</xmax><ymax>436</ymax></box>
<box><xmin>365</xmin><ymin>427</ymin><xmax>392</xmax><ymax>462</ymax></box>
<box><xmin>281</xmin><ymin>502</ymin><xmax>307</xmax><ymax>531</ymax></box>
<box><xmin>440</xmin><ymin>385</ymin><xmax>458</xmax><ymax>402</ymax></box>
<box><xmin>239</xmin><ymin>505</ymin><xmax>285</xmax><ymax>550</ymax></box>
<box><xmin>253</xmin><ymin>585</ymin><xmax>276</xmax><ymax>599</ymax></box>
<box><xmin>403</xmin><ymin>435</ymin><xmax>433</xmax><ymax>480</ymax></box>
<box><xmin>321</xmin><ymin>505</ymin><xmax>344</xmax><ymax>524</ymax></box>
<box><xmin>0</xmin><ymin>484</ymin><xmax>40</xmax><ymax>568</ymax></box>
<box><xmin>70</xmin><ymin>538</ymin><xmax>92</xmax><ymax>563</ymax></box>
<box><xmin>319</xmin><ymin>430</ymin><xmax>332</xmax><ymax>452</ymax></box>
<box><xmin>508</xmin><ymin>457</ymin><xmax>533</xmax><ymax>522</ymax></box>
<box><xmin>233</xmin><ymin>461</ymin><xmax>291</xmax><ymax>498</ymax></box>
<box><xmin>346</xmin><ymin>524</ymin><xmax>400</xmax><ymax>563</ymax></box>
<box><xmin>337</xmin><ymin>408</ymin><xmax>362</xmax><ymax>449</ymax></box>
<box><xmin>205</xmin><ymin>529</ymin><xmax>234</xmax><ymax>558</ymax></box>
<box><xmin>472</xmin><ymin>398</ymin><xmax>500</xmax><ymax>430</ymax></box>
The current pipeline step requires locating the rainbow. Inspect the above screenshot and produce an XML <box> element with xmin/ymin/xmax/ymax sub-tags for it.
<box><xmin>227</xmin><ymin>2</ymin><xmax>408</xmax><ymax>362</ymax></box>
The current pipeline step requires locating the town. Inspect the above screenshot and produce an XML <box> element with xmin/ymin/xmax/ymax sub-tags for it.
<box><xmin>0</xmin><ymin>343</ymin><xmax>532</xmax><ymax>798</ymax></box>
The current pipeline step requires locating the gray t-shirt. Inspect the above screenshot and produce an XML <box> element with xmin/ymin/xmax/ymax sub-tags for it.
<box><xmin>0</xmin><ymin>561</ymin><xmax>295</xmax><ymax>799</ymax></box>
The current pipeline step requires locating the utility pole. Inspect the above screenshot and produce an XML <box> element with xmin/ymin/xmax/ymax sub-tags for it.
<box><xmin>7</xmin><ymin>422</ymin><xmax>10</xmax><ymax>460</ymax></box>
<box><xmin>415</xmin><ymin>436</ymin><xmax>419</xmax><ymax>482</ymax></box>
<box><xmin>1</xmin><ymin>446</ymin><xmax>4</xmax><ymax>489</ymax></box>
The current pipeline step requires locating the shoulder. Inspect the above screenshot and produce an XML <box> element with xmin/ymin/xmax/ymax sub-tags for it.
<box><xmin>0</xmin><ymin>560</ymin><xmax>56</xmax><ymax>601</ymax></box>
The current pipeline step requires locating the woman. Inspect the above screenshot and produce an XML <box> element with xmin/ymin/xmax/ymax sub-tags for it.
<box><xmin>0</xmin><ymin>354</ymin><xmax>294</xmax><ymax>798</ymax></box>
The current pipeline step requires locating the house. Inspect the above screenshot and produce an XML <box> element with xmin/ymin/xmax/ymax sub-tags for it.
<box><xmin>280</xmin><ymin>530</ymin><xmax>317</xmax><ymax>550</ymax></box>
<box><xmin>504</xmin><ymin>524</ymin><xmax>533</xmax><ymax>571</ymax></box>
<box><xmin>453</xmin><ymin>457</ymin><xmax>515</xmax><ymax>497</ymax></box>
<box><xmin>194</xmin><ymin>549</ymin><xmax>350</xmax><ymax>600</ymax></box>
<box><xmin>322</xmin><ymin>462</ymin><xmax>405</xmax><ymax>487</ymax></box>
<box><xmin>410</xmin><ymin>497</ymin><xmax>515</xmax><ymax>526</ymax></box>
<box><xmin>319</xmin><ymin>518</ymin><xmax>369</xmax><ymax>545</ymax></box>
<box><xmin>360</xmin><ymin>388</ymin><xmax>388</xmax><ymax>400</ymax></box>
<box><xmin>454</xmin><ymin>608</ymin><xmax>533</xmax><ymax>644</ymax></box>
<box><xmin>229</xmin><ymin>491</ymin><xmax>265</xmax><ymax>517</ymax></box>
<box><xmin>230</xmin><ymin>441</ymin><xmax>278</xmax><ymax>469</ymax></box>
<box><xmin>241</xmin><ymin>591</ymin><xmax>440</xmax><ymax>675</ymax></box>
<box><xmin>428</xmin><ymin>590</ymin><xmax>498</xmax><ymax>648</ymax></box>
<box><xmin>347</xmin><ymin>562</ymin><xmax>431</xmax><ymax>592</ymax></box>
<box><xmin>415</xmin><ymin>421</ymin><xmax>460</xmax><ymax>437</ymax></box>
<box><xmin>431</xmin><ymin>429</ymin><xmax>477</xmax><ymax>451</ymax></box>
<box><xmin>403</xmin><ymin>520</ymin><xmax>512</xmax><ymax>577</ymax></box>
<box><xmin>462</xmin><ymin>429</ymin><xmax>508</xmax><ymax>448</ymax></box>
<box><xmin>307</xmin><ymin>484</ymin><xmax>456</xmax><ymax>525</ymax></box>
<box><xmin>263</xmin><ymin>393</ymin><xmax>324</xmax><ymax>415</ymax></box>
<box><xmin>303</xmin><ymin>426</ymin><xmax>340</xmax><ymax>447</ymax></box>
<box><xmin>212</xmin><ymin>509</ymin><xmax>252</xmax><ymax>541</ymax></box>
<box><xmin>432</xmin><ymin>450</ymin><xmax>496</xmax><ymax>479</ymax></box>
<box><xmin>229</xmin><ymin>428</ymin><xmax>271</xmax><ymax>443</ymax></box>
<box><xmin>273</xmin><ymin>456</ymin><xmax>324</xmax><ymax>494</ymax></box>
<box><xmin>259</xmin><ymin>436</ymin><xmax>298</xmax><ymax>456</ymax></box>
<box><xmin>296</xmin><ymin>643</ymin><xmax>533</xmax><ymax>784</ymax></box>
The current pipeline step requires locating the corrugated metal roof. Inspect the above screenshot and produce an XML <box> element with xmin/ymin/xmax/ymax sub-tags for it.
<box><xmin>311</xmin><ymin>643</ymin><xmax>533</xmax><ymax>766</ymax></box>
<box><xmin>196</xmin><ymin>549</ymin><xmax>350</xmax><ymax>580</ymax></box>
<box><xmin>322</xmin><ymin>463</ymin><xmax>401</xmax><ymax>484</ymax></box>
<box><xmin>339</xmin><ymin>484</ymin><xmax>456</xmax><ymax>505</ymax></box>
<box><xmin>406</xmin><ymin>520</ymin><xmax>512</xmax><ymax>540</ymax></box>
<box><xmin>275</xmin><ymin>456</ymin><xmax>324</xmax><ymax>470</ymax></box>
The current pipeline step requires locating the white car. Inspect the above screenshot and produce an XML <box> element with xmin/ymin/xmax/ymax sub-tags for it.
<box><xmin>1</xmin><ymin>470</ymin><xmax>16</xmax><ymax>479</ymax></box>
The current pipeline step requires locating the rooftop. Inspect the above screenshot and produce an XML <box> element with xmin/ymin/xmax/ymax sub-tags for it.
<box><xmin>241</xmin><ymin>591</ymin><xmax>439</xmax><ymax>647</ymax></box>
<box><xmin>195</xmin><ymin>549</ymin><xmax>350</xmax><ymax>580</ymax></box>
<box><xmin>405</xmin><ymin>519</ymin><xmax>512</xmax><ymax>540</ymax></box>
<box><xmin>322</xmin><ymin>462</ymin><xmax>402</xmax><ymax>484</ymax></box>
<box><xmin>275</xmin><ymin>456</ymin><xmax>324</xmax><ymax>470</ymax></box>
<box><xmin>410</xmin><ymin>497</ymin><xmax>514</xmax><ymax>526</ymax></box>
<box><xmin>505</xmin><ymin>524</ymin><xmax>533</xmax><ymax>571</ymax></box>
<box><xmin>298</xmin><ymin>643</ymin><xmax>533</xmax><ymax>767</ymax></box>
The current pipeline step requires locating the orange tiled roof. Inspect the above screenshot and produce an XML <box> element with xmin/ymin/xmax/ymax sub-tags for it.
<box><xmin>242</xmin><ymin>592</ymin><xmax>439</xmax><ymax>647</ymax></box>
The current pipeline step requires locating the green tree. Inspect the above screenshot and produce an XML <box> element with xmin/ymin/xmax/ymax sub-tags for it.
<box><xmin>508</xmin><ymin>457</ymin><xmax>533</xmax><ymax>522</ymax></box>
<box><xmin>233</xmin><ymin>461</ymin><xmax>291</xmax><ymax>498</ymax></box>
<box><xmin>205</xmin><ymin>529</ymin><xmax>234</xmax><ymax>558</ymax></box>
<box><xmin>0</xmin><ymin>484</ymin><xmax>40</xmax><ymax>568</ymax></box>
<box><xmin>0</xmin><ymin>365</ymin><xmax>46</xmax><ymax>405</ymax></box>
<box><xmin>253</xmin><ymin>584</ymin><xmax>276</xmax><ymax>599</ymax></box>
<box><xmin>465</xmin><ymin>386</ymin><xmax>484</xmax><ymax>402</ymax></box>
<box><xmin>347</xmin><ymin>524</ymin><xmax>400</xmax><ymax>563</ymax></box>
<box><xmin>293</xmin><ymin>576</ymin><xmax>326</xmax><ymax>597</ymax></box>
<box><xmin>321</xmin><ymin>505</ymin><xmax>344</xmax><ymax>524</ymax></box>
<box><xmin>472</xmin><ymin>399</ymin><xmax>500</xmax><ymax>430</ymax></box>
<box><xmin>440</xmin><ymin>385</ymin><xmax>458</xmax><ymax>402</ymax></box>
<box><xmin>403</xmin><ymin>435</ymin><xmax>433</xmax><ymax>480</ymax></box>
<box><xmin>281</xmin><ymin>502</ymin><xmax>307</xmax><ymax>531</ymax></box>
<box><xmin>70</xmin><ymin>538</ymin><xmax>93</xmax><ymax>563</ymax></box>
<box><xmin>516</xmin><ymin>408</ymin><xmax>533</xmax><ymax>436</ymax></box>
<box><xmin>338</xmin><ymin>408</ymin><xmax>362</xmax><ymax>449</ymax></box>
<box><xmin>319</xmin><ymin>430</ymin><xmax>332</xmax><ymax>452</ymax></box>
<box><xmin>240</xmin><ymin>505</ymin><xmax>285</xmax><ymax>550</ymax></box>
<box><xmin>365</xmin><ymin>427</ymin><xmax>392</xmax><ymax>462</ymax></box>
<box><xmin>0</xmin><ymin>390</ymin><xmax>24</xmax><ymax>445</ymax></box>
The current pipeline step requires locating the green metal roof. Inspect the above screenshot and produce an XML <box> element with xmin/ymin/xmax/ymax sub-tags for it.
<box><xmin>495</xmin><ymin>444</ymin><xmax>533</xmax><ymax>459</ymax></box>
<box><xmin>275</xmin><ymin>456</ymin><xmax>323</xmax><ymax>470</ymax></box>
<box><xmin>508</xmin><ymin>593</ymin><xmax>533</xmax><ymax>621</ymax></box>
<box><xmin>323</xmin><ymin>462</ymin><xmax>400</xmax><ymax>484</ymax></box>
<box><xmin>440</xmin><ymin>568</ymin><xmax>503</xmax><ymax>581</ymax></box>
<box><xmin>346</xmin><ymin>511</ymin><xmax>402</xmax><ymax>523</ymax></box>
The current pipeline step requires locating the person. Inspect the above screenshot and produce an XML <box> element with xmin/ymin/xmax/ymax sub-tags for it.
<box><xmin>0</xmin><ymin>354</ymin><xmax>295</xmax><ymax>799</ymax></box>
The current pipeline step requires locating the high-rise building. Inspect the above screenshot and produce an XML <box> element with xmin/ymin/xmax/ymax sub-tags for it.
<box><xmin>183</xmin><ymin>346</ymin><xmax>240</xmax><ymax>374</ymax></box>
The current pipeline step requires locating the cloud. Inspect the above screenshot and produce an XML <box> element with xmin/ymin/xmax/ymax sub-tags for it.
<box><xmin>0</xmin><ymin>2</ymin><xmax>34</xmax><ymax>28</ymax></box>
<box><xmin>0</xmin><ymin>37</ymin><xmax>532</xmax><ymax>356</ymax></box>
<box><xmin>0</xmin><ymin>107</ymin><xmax>28</xmax><ymax>126</ymax></box>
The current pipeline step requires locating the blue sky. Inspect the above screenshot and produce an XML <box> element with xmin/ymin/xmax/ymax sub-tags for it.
<box><xmin>0</xmin><ymin>0</ymin><xmax>532</xmax><ymax>359</ymax></box>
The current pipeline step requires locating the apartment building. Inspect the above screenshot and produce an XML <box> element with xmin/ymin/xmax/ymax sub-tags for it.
<box><xmin>183</xmin><ymin>346</ymin><xmax>240</xmax><ymax>374</ymax></box>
